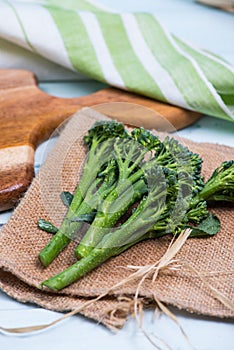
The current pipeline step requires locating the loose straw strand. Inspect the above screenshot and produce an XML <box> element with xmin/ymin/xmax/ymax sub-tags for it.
<box><xmin>154</xmin><ymin>295</ymin><xmax>195</xmax><ymax>350</ymax></box>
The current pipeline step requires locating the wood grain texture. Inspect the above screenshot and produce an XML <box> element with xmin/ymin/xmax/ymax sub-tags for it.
<box><xmin>196</xmin><ymin>0</ymin><xmax>234</xmax><ymax>13</ymax></box>
<box><xmin>0</xmin><ymin>69</ymin><xmax>201</xmax><ymax>211</ymax></box>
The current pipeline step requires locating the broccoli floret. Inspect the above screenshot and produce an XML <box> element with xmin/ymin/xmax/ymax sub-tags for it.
<box><xmin>194</xmin><ymin>160</ymin><xmax>234</xmax><ymax>203</ymax></box>
<box><xmin>84</xmin><ymin>120</ymin><xmax>127</xmax><ymax>148</ymax></box>
<box><xmin>130</xmin><ymin>127</ymin><xmax>163</xmax><ymax>152</ymax></box>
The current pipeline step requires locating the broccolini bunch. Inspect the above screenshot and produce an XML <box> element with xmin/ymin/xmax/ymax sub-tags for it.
<box><xmin>37</xmin><ymin>121</ymin><xmax>233</xmax><ymax>291</ymax></box>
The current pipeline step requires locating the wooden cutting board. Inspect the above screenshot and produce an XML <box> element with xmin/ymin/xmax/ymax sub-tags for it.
<box><xmin>0</xmin><ymin>69</ymin><xmax>201</xmax><ymax>211</ymax></box>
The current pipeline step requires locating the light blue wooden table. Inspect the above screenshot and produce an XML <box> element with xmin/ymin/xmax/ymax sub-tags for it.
<box><xmin>0</xmin><ymin>1</ymin><xmax>234</xmax><ymax>349</ymax></box>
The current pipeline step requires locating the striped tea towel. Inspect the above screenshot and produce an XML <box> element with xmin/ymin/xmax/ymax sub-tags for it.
<box><xmin>0</xmin><ymin>0</ymin><xmax>234</xmax><ymax>122</ymax></box>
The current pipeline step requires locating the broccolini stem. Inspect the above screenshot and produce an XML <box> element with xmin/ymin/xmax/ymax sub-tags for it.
<box><xmin>207</xmin><ymin>194</ymin><xmax>234</xmax><ymax>202</ymax></box>
<box><xmin>75</xmin><ymin>179</ymin><xmax>147</xmax><ymax>258</ymax></box>
<box><xmin>41</xmin><ymin>247</ymin><xmax>113</xmax><ymax>291</ymax></box>
<box><xmin>42</xmin><ymin>230</ymin><xmax>158</xmax><ymax>291</ymax></box>
<box><xmin>192</xmin><ymin>160</ymin><xmax>234</xmax><ymax>203</ymax></box>
<box><xmin>68</xmin><ymin>150</ymin><xmax>98</xmax><ymax>214</ymax></box>
<box><xmin>42</xmin><ymin>171</ymin><xmax>166</xmax><ymax>290</ymax></box>
<box><xmin>68</xmin><ymin>138</ymin><xmax>115</xmax><ymax>214</ymax></box>
<box><xmin>38</xmin><ymin>212</ymin><xmax>82</xmax><ymax>267</ymax></box>
<box><xmin>198</xmin><ymin>183</ymin><xmax>233</xmax><ymax>202</ymax></box>
<box><xmin>41</xmin><ymin>214</ymin><xmax>216</xmax><ymax>291</ymax></box>
<box><xmin>38</xmin><ymin>172</ymin><xmax>116</xmax><ymax>267</ymax></box>
<box><xmin>42</xmin><ymin>182</ymin><xmax>166</xmax><ymax>290</ymax></box>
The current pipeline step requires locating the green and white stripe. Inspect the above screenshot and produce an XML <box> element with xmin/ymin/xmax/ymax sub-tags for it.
<box><xmin>0</xmin><ymin>0</ymin><xmax>233</xmax><ymax>121</ymax></box>
<box><xmin>121</xmin><ymin>13</ymin><xmax>189</xmax><ymax>107</ymax></box>
<box><xmin>79</xmin><ymin>12</ymin><xmax>124</xmax><ymax>87</ymax></box>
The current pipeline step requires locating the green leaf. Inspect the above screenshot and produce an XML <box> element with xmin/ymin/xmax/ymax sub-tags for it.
<box><xmin>38</xmin><ymin>219</ymin><xmax>58</xmax><ymax>234</ymax></box>
<box><xmin>189</xmin><ymin>214</ymin><xmax>220</xmax><ymax>238</ymax></box>
<box><xmin>70</xmin><ymin>212</ymin><xmax>96</xmax><ymax>223</ymax></box>
<box><xmin>60</xmin><ymin>191</ymin><xmax>74</xmax><ymax>207</ymax></box>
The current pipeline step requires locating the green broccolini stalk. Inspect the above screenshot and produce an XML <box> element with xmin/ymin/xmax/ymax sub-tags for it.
<box><xmin>39</xmin><ymin>160</ymin><xmax>118</xmax><ymax>266</ymax></box>
<box><xmin>41</xmin><ymin>167</ymin><xmax>168</xmax><ymax>291</ymax></box>
<box><xmin>192</xmin><ymin>160</ymin><xmax>234</xmax><ymax>203</ymax></box>
<box><xmin>75</xmin><ymin>128</ymin><xmax>165</xmax><ymax>258</ymax></box>
<box><xmin>75</xmin><ymin>132</ymin><xmax>154</xmax><ymax>258</ymax></box>
<box><xmin>75</xmin><ymin>178</ymin><xmax>147</xmax><ymax>258</ymax></box>
<box><xmin>76</xmin><ymin>129</ymin><xmax>205</xmax><ymax>258</ymax></box>
<box><xmin>38</xmin><ymin>121</ymin><xmax>127</xmax><ymax>266</ymax></box>
<box><xmin>72</xmin><ymin>121</ymin><xmax>127</xmax><ymax>211</ymax></box>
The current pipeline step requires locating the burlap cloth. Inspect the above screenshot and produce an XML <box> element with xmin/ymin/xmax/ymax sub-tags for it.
<box><xmin>0</xmin><ymin>109</ymin><xmax>233</xmax><ymax>329</ymax></box>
